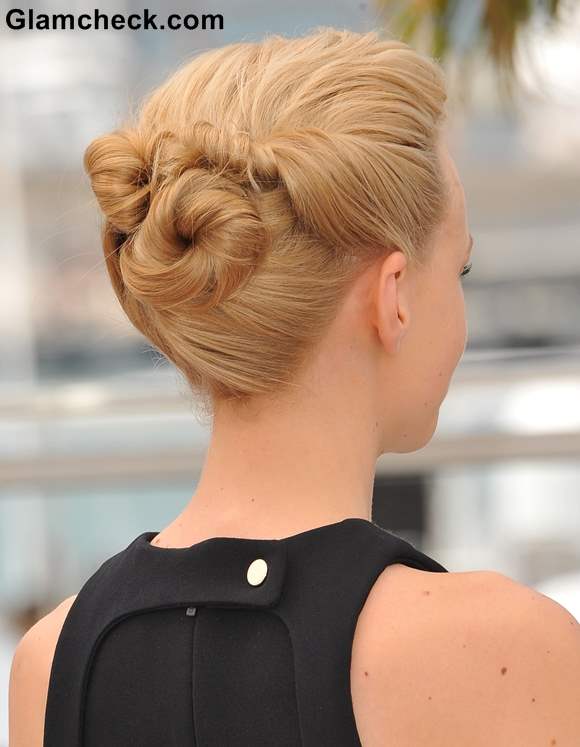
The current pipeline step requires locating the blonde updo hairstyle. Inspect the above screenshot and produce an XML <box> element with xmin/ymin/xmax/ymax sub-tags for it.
<box><xmin>84</xmin><ymin>27</ymin><xmax>449</xmax><ymax>418</ymax></box>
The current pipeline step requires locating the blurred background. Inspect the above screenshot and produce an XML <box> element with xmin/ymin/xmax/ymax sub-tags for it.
<box><xmin>1</xmin><ymin>0</ymin><xmax>580</xmax><ymax>742</ymax></box>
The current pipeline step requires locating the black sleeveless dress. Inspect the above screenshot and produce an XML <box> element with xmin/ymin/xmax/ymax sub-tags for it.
<box><xmin>43</xmin><ymin>517</ymin><xmax>448</xmax><ymax>746</ymax></box>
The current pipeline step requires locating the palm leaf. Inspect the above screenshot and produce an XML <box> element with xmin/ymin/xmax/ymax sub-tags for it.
<box><xmin>377</xmin><ymin>0</ymin><xmax>568</xmax><ymax>108</ymax></box>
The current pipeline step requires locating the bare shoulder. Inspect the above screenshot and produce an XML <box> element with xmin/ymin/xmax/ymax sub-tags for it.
<box><xmin>9</xmin><ymin>594</ymin><xmax>78</xmax><ymax>747</ymax></box>
<box><xmin>351</xmin><ymin>565</ymin><xmax>580</xmax><ymax>747</ymax></box>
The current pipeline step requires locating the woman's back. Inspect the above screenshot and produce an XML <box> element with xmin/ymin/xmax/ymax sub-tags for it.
<box><xmin>11</xmin><ymin>515</ymin><xmax>579</xmax><ymax>746</ymax></box>
<box><xmin>42</xmin><ymin>517</ymin><xmax>448</xmax><ymax>745</ymax></box>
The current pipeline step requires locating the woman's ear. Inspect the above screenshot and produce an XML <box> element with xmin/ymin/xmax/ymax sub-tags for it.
<box><xmin>374</xmin><ymin>251</ymin><xmax>410</xmax><ymax>356</ymax></box>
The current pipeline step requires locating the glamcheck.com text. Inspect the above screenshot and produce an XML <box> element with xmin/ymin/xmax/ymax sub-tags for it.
<box><xmin>3</xmin><ymin>8</ymin><xmax>224</xmax><ymax>31</ymax></box>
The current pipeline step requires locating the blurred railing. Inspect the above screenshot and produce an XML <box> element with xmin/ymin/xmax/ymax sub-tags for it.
<box><xmin>2</xmin><ymin>345</ymin><xmax>580</xmax><ymax>486</ymax></box>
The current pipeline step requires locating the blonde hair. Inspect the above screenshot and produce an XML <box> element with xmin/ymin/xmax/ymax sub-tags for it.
<box><xmin>83</xmin><ymin>26</ymin><xmax>449</xmax><ymax>416</ymax></box>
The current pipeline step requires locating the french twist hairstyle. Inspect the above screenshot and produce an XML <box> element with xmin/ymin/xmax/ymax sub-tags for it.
<box><xmin>83</xmin><ymin>26</ymin><xmax>449</xmax><ymax>415</ymax></box>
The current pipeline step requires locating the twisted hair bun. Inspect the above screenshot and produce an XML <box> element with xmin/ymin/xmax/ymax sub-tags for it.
<box><xmin>83</xmin><ymin>27</ymin><xmax>449</xmax><ymax>410</ymax></box>
<box><xmin>84</xmin><ymin>124</ymin><xmax>276</xmax><ymax>312</ymax></box>
<box><xmin>84</xmin><ymin>128</ymin><xmax>154</xmax><ymax>235</ymax></box>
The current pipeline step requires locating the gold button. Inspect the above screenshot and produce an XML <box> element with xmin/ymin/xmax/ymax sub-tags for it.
<box><xmin>246</xmin><ymin>558</ymin><xmax>268</xmax><ymax>586</ymax></box>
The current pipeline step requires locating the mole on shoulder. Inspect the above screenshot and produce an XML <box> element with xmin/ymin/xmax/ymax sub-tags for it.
<box><xmin>500</xmin><ymin>666</ymin><xmax>507</xmax><ymax>675</ymax></box>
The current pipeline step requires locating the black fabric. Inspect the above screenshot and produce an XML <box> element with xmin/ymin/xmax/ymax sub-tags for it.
<box><xmin>43</xmin><ymin>517</ymin><xmax>448</xmax><ymax>746</ymax></box>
